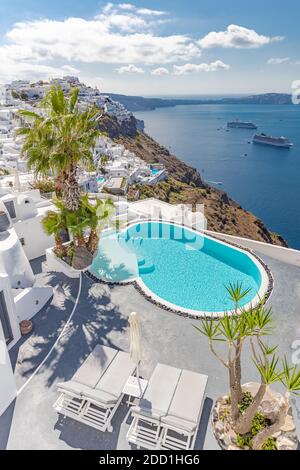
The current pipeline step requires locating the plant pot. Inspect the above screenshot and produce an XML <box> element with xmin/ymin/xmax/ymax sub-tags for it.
<box><xmin>20</xmin><ymin>320</ymin><xmax>33</xmax><ymax>335</ymax></box>
<box><xmin>212</xmin><ymin>383</ymin><xmax>298</xmax><ymax>451</ymax></box>
<box><xmin>0</xmin><ymin>211</ymin><xmax>10</xmax><ymax>232</ymax></box>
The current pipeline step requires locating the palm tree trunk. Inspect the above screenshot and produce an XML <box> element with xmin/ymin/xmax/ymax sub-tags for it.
<box><xmin>88</xmin><ymin>230</ymin><xmax>99</xmax><ymax>254</ymax></box>
<box><xmin>54</xmin><ymin>234</ymin><xmax>64</xmax><ymax>257</ymax></box>
<box><xmin>63</xmin><ymin>165</ymin><xmax>81</xmax><ymax>211</ymax></box>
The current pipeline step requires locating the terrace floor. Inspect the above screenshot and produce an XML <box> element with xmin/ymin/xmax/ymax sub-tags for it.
<box><xmin>1</xmin><ymin>254</ymin><xmax>300</xmax><ymax>450</ymax></box>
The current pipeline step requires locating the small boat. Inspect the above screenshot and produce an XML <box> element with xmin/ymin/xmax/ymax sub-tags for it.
<box><xmin>253</xmin><ymin>133</ymin><xmax>293</xmax><ymax>148</ymax></box>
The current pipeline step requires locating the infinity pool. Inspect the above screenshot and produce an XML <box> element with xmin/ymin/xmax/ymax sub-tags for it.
<box><xmin>91</xmin><ymin>221</ymin><xmax>268</xmax><ymax>315</ymax></box>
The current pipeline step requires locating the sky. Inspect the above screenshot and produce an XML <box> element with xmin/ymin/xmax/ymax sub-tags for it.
<box><xmin>0</xmin><ymin>0</ymin><xmax>300</xmax><ymax>95</ymax></box>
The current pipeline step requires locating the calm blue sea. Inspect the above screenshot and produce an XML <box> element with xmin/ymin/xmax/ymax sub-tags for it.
<box><xmin>135</xmin><ymin>104</ymin><xmax>300</xmax><ymax>249</ymax></box>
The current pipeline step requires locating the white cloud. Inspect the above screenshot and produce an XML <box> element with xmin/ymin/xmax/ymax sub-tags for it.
<box><xmin>61</xmin><ymin>65</ymin><xmax>81</xmax><ymax>74</ymax></box>
<box><xmin>198</xmin><ymin>24</ymin><xmax>284</xmax><ymax>49</ymax></box>
<box><xmin>0</xmin><ymin>3</ymin><xmax>282</xmax><ymax>84</ymax></box>
<box><xmin>117</xmin><ymin>64</ymin><xmax>145</xmax><ymax>74</ymax></box>
<box><xmin>151</xmin><ymin>67</ymin><xmax>170</xmax><ymax>76</ymax></box>
<box><xmin>173</xmin><ymin>60</ymin><xmax>230</xmax><ymax>75</ymax></box>
<box><xmin>267</xmin><ymin>57</ymin><xmax>290</xmax><ymax>65</ymax></box>
<box><xmin>118</xmin><ymin>3</ymin><xmax>136</xmax><ymax>10</ymax></box>
<box><xmin>137</xmin><ymin>8</ymin><xmax>166</xmax><ymax>16</ymax></box>
<box><xmin>0</xmin><ymin>2</ymin><xmax>201</xmax><ymax>82</ymax></box>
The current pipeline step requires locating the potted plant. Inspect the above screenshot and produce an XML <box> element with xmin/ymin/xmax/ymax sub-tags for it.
<box><xmin>194</xmin><ymin>282</ymin><xmax>300</xmax><ymax>451</ymax></box>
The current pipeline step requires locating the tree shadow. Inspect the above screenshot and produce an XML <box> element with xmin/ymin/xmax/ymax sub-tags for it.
<box><xmin>9</xmin><ymin>271</ymin><xmax>80</xmax><ymax>387</ymax></box>
<box><xmin>14</xmin><ymin>274</ymin><xmax>129</xmax><ymax>389</ymax></box>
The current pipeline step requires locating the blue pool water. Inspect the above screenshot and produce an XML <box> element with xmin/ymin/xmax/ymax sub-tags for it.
<box><xmin>97</xmin><ymin>177</ymin><xmax>105</xmax><ymax>183</ymax></box>
<box><xmin>151</xmin><ymin>168</ymin><xmax>160</xmax><ymax>175</ymax></box>
<box><xmin>91</xmin><ymin>222</ymin><xmax>262</xmax><ymax>313</ymax></box>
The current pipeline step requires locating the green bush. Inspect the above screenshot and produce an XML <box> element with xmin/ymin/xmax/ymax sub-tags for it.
<box><xmin>262</xmin><ymin>438</ymin><xmax>277</xmax><ymax>451</ymax></box>
<box><xmin>236</xmin><ymin>411</ymin><xmax>273</xmax><ymax>450</ymax></box>
<box><xmin>238</xmin><ymin>392</ymin><xmax>253</xmax><ymax>413</ymax></box>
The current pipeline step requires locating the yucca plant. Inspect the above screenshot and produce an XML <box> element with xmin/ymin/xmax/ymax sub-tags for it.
<box><xmin>195</xmin><ymin>283</ymin><xmax>300</xmax><ymax>444</ymax></box>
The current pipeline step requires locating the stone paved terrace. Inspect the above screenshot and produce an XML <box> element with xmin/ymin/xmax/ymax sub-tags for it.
<box><xmin>1</xmin><ymin>254</ymin><xmax>300</xmax><ymax>450</ymax></box>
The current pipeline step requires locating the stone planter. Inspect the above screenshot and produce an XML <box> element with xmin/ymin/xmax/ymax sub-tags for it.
<box><xmin>45</xmin><ymin>246</ymin><xmax>92</xmax><ymax>279</ymax></box>
<box><xmin>20</xmin><ymin>320</ymin><xmax>33</xmax><ymax>335</ymax></box>
<box><xmin>0</xmin><ymin>210</ymin><xmax>10</xmax><ymax>232</ymax></box>
<box><xmin>212</xmin><ymin>382</ymin><xmax>298</xmax><ymax>451</ymax></box>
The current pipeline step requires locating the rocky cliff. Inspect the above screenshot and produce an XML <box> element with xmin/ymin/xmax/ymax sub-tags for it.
<box><xmin>101</xmin><ymin>115</ymin><xmax>287</xmax><ymax>247</ymax></box>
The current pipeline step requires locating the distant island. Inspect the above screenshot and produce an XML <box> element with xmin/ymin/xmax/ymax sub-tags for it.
<box><xmin>105</xmin><ymin>93</ymin><xmax>292</xmax><ymax>112</ymax></box>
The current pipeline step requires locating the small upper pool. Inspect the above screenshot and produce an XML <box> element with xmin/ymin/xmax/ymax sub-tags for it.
<box><xmin>97</xmin><ymin>177</ymin><xmax>106</xmax><ymax>183</ymax></box>
<box><xmin>91</xmin><ymin>221</ymin><xmax>269</xmax><ymax>316</ymax></box>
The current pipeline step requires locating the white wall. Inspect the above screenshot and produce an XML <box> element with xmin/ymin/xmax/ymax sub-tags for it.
<box><xmin>14</xmin><ymin>286</ymin><xmax>53</xmax><ymax>322</ymax></box>
<box><xmin>0</xmin><ymin>229</ymin><xmax>35</xmax><ymax>288</ymax></box>
<box><xmin>205</xmin><ymin>230</ymin><xmax>300</xmax><ymax>267</ymax></box>
<box><xmin>0</xmin><ymin>319</ymin><xmax>17</xmax><ymax>416</ymax></box>
<box><xmin>14</xmin><ymin>215</ymin><xmax>55</xmax><ymax>261</ymax></box>
<box><xmin>0</xmin><ymin>274</ymin><xmax>21</xmax><ymax>350</ymax></box>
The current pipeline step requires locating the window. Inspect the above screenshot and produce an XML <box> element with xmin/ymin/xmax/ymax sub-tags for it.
<box><xmin>3</xmin><ymin>200</ymin><xmax>16</xmax><ymax>219</ymax></box>
<box><xmin>0</xmin><ymin>291</ymin><xmax>13</xmax><ymax>345</ymax></box>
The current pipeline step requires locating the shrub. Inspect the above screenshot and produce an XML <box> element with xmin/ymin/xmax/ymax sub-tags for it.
<box><xmin>238</xmin><ymin>392</ymin><xmax>253</xmax><ymax>413</ymax></box>
<box><xmin>262</xmin><ymin>438</ymin><xmax>277</xmax><ymax>451</ymax></box>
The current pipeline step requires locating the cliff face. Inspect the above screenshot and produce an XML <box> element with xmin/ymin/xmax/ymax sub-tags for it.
<box><xmin>102</xmin><ymin>114</ymin><xmax>287</xmax><ymax>247</ymax></box>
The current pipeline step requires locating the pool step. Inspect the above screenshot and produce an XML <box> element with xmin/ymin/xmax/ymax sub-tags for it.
<box><xmin>139</xmin><ymin>262</ymin><xmax>155</xmax><ymax>275</ymax></box>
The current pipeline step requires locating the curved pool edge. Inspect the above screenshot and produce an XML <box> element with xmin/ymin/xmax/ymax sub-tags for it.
<box><xmin>89</xmin><ymin>219</ymin><xmax>273</xmax><ymax>319</ymax></box>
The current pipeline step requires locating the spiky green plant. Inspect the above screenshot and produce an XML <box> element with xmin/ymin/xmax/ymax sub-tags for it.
<box><xmin>194</xmin><ymin>283</ymin><xmax>300</xmax><ymax>444</ymax></box>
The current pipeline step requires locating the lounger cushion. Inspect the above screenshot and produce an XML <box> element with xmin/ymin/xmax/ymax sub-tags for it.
<box><xmin>132</xmin><ymin>364</ymin><xmax>181</xmax><ymax>419</ymax></box>
<box><xmin>96</xmin><ymin>350</ymin><xmax>135</xmax><ymax>397</ymax></box>
<box><xmin>81</xmin><ymin>388</ymin><xmax>117</xmax><ymax>406</ymax></box>
<box><xmin>161</xmin><ymin>414</ymin><xmax>197</xmax><ymax>433</ymax></box>
<box><xmin>161</xmin><ymin>370</ymin><xmax>208</xmax><ymax>431</ymax></box>
<box><xmin>72</xmin><ymin>345</ymin><xmax>117</xmax><ymax>388</ymax></box>
<box><xmin>57</xmin><ymin>380</ymin><xmax>92</xmax><ymax>397</ymax></box>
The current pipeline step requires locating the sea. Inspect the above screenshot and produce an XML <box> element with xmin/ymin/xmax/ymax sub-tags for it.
<box><xmin>135</xmin><ymin>103</ymin><xmax>300</xmax><ymax>249</ymax></box>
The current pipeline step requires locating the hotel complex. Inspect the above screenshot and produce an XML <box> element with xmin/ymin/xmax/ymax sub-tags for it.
<box><xmin>0</xmin><ymin>76</ymin><xmax>299</xmax><ymax>453</ymax></box>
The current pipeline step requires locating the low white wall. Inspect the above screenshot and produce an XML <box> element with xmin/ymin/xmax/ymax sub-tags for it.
<box><xmin>45</xmin><ymin>247</ymin><xmax>81</xmax><ymax>278</ymax></box>
<box><xmin>0</xmin><ymin>229</ymin><xmax>35</xmax><ymax>288</ymax></box>
<box><xmin>0</xmin><ymin>320</ymin><xmax>17</xmax><ymax>416</ymax></box>
<box><xmin>14</xmin><ymin>215</ymin><xmax>55</xmax><ymax>261</ymax></box>
<box><xmin>14</xmin><ymin>286</ymin><xmax>53</xmax><ymax>322</ymax></box>
<box><xmin>0</xmin><ymin>274</ymin><xmax>19</xmax><ymax>416</ymax></box>
<box><xmin>205</xmin><ymin>230</ymin><xmax>300</xmax><ymax>267</ymax></box>
<box><xmin>0</xmin><ymin>274</ymin><xmax>21</xmax><ymax>350</ymax></box>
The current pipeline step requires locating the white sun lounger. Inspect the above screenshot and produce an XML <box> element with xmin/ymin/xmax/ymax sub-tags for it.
<box><xmin>126</xmin><ymin>364</ymin><xmax>208</xmax><ymax>450</ymax></box>
<box><xmin>54</xmin><ymin>345</ymin><xmax>135</xmax><ymax>432</ymax></box>
<box><xmin>160</xmin><ymin>370</ymin><xmax>208</xmax><ymax>450</ymax></box>
<box><xmin>126</xmin><ymin>364</ymin><xmax>181</xmax><ymax>449</ymax></box>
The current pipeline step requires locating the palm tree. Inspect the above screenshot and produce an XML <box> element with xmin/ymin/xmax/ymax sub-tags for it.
<box><xmin>80</xmin><ymin>195</ymin><xmax>116</xmax><ymax>254</ymax></box>
<box><xmin>17</xmin><ymin>86</ymin><xmax>102</xmax><ymax>211</ymax></box>
<box><xmin>42</xmin><ymin>198</ymin><xmax>68</xmax><ymax>257</ymax></box>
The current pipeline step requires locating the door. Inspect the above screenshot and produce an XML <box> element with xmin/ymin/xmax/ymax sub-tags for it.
<box><xmin>0</xmin><ymin>291</ymin><xmax>13</xmax><ymax>345</ymax></box>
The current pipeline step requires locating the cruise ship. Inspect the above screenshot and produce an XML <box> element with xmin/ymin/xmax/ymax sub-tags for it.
<box><xmin>227</xmin><ymin>120</ymin><xmax>258</xmax><ymax>129</ymax></box>
<box><xmin>253</xmin><ymin>133</ymin><xmax>293</xmax><ymax>148</ymax></box>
